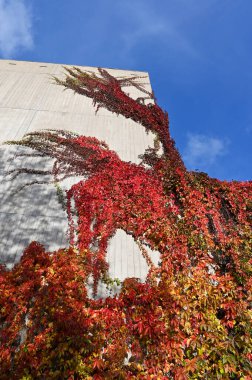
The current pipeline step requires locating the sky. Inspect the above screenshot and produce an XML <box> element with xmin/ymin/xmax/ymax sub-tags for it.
<box><xmin>0</xmin><ymin>0</ymin><xmax>251</xmax><ymax>181</ymax></box>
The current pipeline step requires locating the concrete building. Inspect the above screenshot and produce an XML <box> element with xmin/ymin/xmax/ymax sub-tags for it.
<box><xmin>0</xmin><ymin>59</ymin><xmax>159</xmax><ymax>297</ymax></box>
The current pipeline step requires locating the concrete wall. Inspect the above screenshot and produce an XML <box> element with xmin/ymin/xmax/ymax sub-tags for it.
<box><xmin>0</xmin><ymin>60</ymin><xmax>160</xmax><ymax>297</ymax></box>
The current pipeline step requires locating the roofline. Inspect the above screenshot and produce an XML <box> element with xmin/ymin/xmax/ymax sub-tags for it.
<box><xmin>0</xmin><ymin>58</ymin><xmax>149</xmax><ymax>76</ymax></box>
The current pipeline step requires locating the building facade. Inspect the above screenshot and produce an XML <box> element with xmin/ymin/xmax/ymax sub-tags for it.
<box><xmin>0</xmin><ymin>60</ymin><xmax>159</xmax><ymax>296</ymax></box>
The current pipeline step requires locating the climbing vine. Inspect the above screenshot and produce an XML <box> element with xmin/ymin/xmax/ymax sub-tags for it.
<box><xmin>0</xmin><ymin>67</ymin><xmax>252</xmax><ymax>379</ymax></box>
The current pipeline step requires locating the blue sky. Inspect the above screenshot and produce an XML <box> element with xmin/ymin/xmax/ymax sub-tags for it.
<box><xmin>0</xmin><ymin>0</ymin><xmax>251</xmax><ymax>181</ymax></box>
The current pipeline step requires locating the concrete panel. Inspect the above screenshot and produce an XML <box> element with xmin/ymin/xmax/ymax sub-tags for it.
<box><xmin>0</xmin><ymin>60</ymin><xmax>152</xmax><ymax>115</ymax></box>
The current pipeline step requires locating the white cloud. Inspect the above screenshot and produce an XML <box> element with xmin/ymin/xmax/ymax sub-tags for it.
<box><xmin>183</xmin><ymin>133</ymin><xmax>228</xmax><ymax>170</ymax></box>
<box><xmin>0</xmin><ymin>0</ymin><xmax>33</xmax><ymax>58</ymax></box>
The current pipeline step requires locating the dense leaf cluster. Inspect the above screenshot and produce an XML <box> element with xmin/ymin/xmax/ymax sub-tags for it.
<box><xmin>0</xmin><ymin>68</ymin><xmax>252</xmax><ymax>379</ymax></box>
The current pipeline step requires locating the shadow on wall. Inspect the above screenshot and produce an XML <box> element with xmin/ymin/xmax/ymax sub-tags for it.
<box><xmin>0</xmin><ymin>145</ymin><xmax>69</xmax><ymax>269</ymax></box>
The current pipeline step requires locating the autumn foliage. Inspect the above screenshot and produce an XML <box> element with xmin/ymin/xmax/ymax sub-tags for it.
<box><xmin>0</xmin><ymin>67</ymin><xmax>252</xmax><ymax>379</ymax></box>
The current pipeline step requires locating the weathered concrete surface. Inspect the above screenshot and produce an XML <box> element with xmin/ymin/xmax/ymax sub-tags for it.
<box><xmin>0</xmin><ymin>60</ymin><xmax>160</xmax><ymax>294</ymax></box>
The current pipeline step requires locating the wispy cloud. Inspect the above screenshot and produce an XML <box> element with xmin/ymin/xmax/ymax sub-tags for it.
<box><xmin>183</xmin><ymin>133</ymin><xmax>228</xmax><ymax>171</ymax></box>
<box><xmin>0</xmin><ymin>0</ymin><xmax>33</xmax><ymax>58</ymax></box>
<box><xmin>117</xmin><ymin>1</ymin><xmax>199</xmax><ymax>60</ymax></box>
<box><xmin>245</xmin><ymin>125</ymin><xmax>252</xmax><ymax>134</ymax></box>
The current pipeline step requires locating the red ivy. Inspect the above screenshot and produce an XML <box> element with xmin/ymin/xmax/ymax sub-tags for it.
<box><xmin>1</xmin><ymin>68</ymin><xmax>252</xmax><ymax>379</ymax></box>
